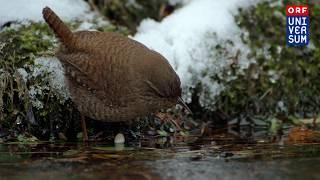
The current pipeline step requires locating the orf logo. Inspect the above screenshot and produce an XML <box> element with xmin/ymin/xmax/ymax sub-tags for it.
<box><xmin>286</xmin><ymin>5</ymin><xmax>309</xmax><ymax>46</ymax></box>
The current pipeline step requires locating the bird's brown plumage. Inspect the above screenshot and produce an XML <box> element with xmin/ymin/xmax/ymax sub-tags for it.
<box><xmin>42</xmin><ymin>7</ymin><xmax>185</xmax><ymax>122</ymax></box>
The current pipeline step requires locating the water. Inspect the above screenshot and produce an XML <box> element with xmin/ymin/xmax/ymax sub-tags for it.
<box><xmin>0</xmin><ymin>136</ymin><xmax>320</xmax><ymax>180</ymax></box>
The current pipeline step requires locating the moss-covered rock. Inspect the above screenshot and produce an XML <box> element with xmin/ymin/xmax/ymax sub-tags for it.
<box><xmin>0</xmin><ymin>22</ymin><xmax>56</xmax><ymax>135</ymax></box>
<box><xmin>0</xmin><ymin>20</ymin><xmax>130</xmax><ymax>141</ymax></box>
<box><xmin>2</xmin><ymin>0</ymin><xmax>318</xmax><ymax>141</ymax></box>
<box><xmin>212</xmin><ymin>0</ymin><xmax>320</xmax><ymax>119</ymax></box>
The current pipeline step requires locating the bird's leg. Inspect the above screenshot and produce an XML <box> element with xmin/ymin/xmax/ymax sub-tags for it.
<box><xmin>81</xmin><ymin>114</ymin><xmax>89</xmax><ymax>141</ymax></box>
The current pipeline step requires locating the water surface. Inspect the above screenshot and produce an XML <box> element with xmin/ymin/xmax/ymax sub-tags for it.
<box><xmin>0</xmin><ymin>135</ymin><xmax>320</xmax><ymax>180</ymax></box>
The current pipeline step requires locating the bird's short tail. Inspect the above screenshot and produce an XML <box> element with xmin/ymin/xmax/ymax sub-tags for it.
<box><xmin>42</xmin><ymin>7</ymin><xmax>75</xmax><ymax>47</ymax></box>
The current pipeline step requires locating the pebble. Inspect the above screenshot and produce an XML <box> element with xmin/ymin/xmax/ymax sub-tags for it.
<box><xmin>114</xmin><ymin>133</ymin><xmax>125</xmax><ymax>144</ymax></box>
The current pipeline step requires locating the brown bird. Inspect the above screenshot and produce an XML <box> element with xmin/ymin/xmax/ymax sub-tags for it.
<box><xmin>42</xmin><ymin>7</ymin><xmax>191</xmax><ymax>141</ymax></box>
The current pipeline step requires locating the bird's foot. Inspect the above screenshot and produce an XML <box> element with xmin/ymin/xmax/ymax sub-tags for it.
<box><xmin>80</xmin><ymin>114</ymin><xmax>89</xmax><ymax>142</ymax></box>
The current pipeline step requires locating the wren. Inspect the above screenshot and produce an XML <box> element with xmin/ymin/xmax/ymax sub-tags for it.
<box><xmin>42</xmin><ymin>7</ymin><xmax>191</xmax><ymax>141</ymax></box>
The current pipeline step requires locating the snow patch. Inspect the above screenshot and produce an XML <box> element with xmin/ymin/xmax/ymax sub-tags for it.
<box><xmin>17</xmin><ymin>68</ymin><xmax>28</xmax><ymax>83</ymax></box>
<box><xmin>134</xmin><ymin>0</ymin><xmax>258</xmax><ymax>105</ymax></box>
<box><xmin>168</xmin><ymin>0</ymin><xmax>191</xmax><ymax>6</ymax></box>
<box><xmin>34</xmin><ymin>57</ymin><xmax>69</xmax><ymax>100</ymax></box>
<box><xmin>0</xmin><ymin>0</ymin><xmax>94</xmax><ymax>27</ymax></box>
<box><xmin>18</xmin><ymin>57</ymin><xmax>69</xmax><ymax>109</ymax></box>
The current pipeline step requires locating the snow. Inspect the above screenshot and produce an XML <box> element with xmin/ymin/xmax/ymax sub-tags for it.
<box><xmin>16</xmin><ymin>68</ymin><xmax>28</xmax><ymax>82</ymax></box>
<box><xmin>134</xmin><ymin>0</ymin><xmax>258</xmax><ymax>104</ymax></box>
<box><xmin>77</xmin><ymin>21</ymin><xmax>95</xmax><ymax>31</ymax></box>
<box><xmin>33</xmin><ymin>57</ymin><xmax>70</xmax><ymax>101</ymax></box>
<box><xmin>0</xmin><ymin>0</ymin><xmax>94</xmax><ymax>27</ymax></box>
<box><xmin>76</xmin><ymin>18</ymin><xmax>110</xmax><ymax>31</ymax></box>
<box><xmin>15</xmin><ymin>57</ymin><xmax>70</xmax><ymax>109</ymax></box>
<box><xmin>29</xmin><ymin>85</ymin><xmax>46</xmax><ymax>109</ymax></box>
<box><xmin>169</xmin><ymin>0</ymin><xmax>191</xmax><ymax>5</ymax></box>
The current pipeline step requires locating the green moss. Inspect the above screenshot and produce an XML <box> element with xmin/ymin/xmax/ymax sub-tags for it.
<box><xmin>0</xmin><ymin>19</ymin><xmax>131</xmax><ymax>141</ymax></box>
<box><xmin>95</xmin><ymin>23</ymin><xmax>130</xmax><ymax>36</ymax></box>
<box><xmin>213</xmin><ymin>0</ymin><xmax>320</xmax><ymax>119</ymax></box>
<box><xmin>0</xmin><ymin>22</ymin><xmax>69</xmax><ymax>139</ymax></box>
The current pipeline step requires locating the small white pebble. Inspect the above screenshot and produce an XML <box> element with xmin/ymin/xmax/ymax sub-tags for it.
<box><xmin>114</xmin><ymin>133</ymin><xmax>125</xmax><ymax>144</ymax></box>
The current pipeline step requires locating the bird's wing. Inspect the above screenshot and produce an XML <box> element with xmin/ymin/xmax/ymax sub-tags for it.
<box><xmin>57</xmin><ymin>52</ymin><xmax>105</xmax><ymax>96</ymax></box>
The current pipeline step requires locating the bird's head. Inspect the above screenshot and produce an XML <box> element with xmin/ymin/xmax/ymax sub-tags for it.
<box><xmin>141</xmin><ymin>49</ymin><xmax>192</xmax><ymax>114</ymax></box>
<box><xmin>146</xmin><ymin>70</ymin><xmax>192</xmax><ymax>114</ymax></box>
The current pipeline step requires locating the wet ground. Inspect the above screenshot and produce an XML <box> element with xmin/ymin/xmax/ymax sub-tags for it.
<box><xmin>1</xmin><ymin>129</ymin><xmax>320</xmax><ymax>180</ymax></box>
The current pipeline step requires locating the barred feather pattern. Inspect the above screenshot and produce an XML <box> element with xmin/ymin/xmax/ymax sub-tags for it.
<box><xmin>43</xmin><ymin>7</ymin><xmax>182</xmax><ymax>122</ymax></box>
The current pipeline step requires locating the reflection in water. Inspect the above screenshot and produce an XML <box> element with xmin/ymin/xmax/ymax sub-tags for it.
<box><xmin>0</xmin><ymin>136</ymin><xmax>320</xmax><ymax>180</ymax></box>
<box><xmin>0</xmin><ymin>143</ymin><xmax>161</xmax><ymax>180</ymax></box>
<box><xmin>150</xmin><ymin>157</ymin><xmax>320</xmax><ymax>180</ymax></box>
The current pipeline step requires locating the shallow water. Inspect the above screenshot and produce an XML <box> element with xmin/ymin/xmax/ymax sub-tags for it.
<box><xmin>0</xmin><ymin>136</ymin><xmax>320</xmax><ymax>180</ymax></box>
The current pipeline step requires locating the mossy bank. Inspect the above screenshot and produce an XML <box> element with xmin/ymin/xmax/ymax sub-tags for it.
<box><xmin>1</xmin><ymin>0</ymin><xmax>319</xmax><ymax>141</ymax></box>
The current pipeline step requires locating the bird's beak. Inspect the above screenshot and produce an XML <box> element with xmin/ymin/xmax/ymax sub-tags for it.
<box><xmin>178</xmin><ymin>97</ymin><xmax>192</xmax><ymax>114</ymax></box>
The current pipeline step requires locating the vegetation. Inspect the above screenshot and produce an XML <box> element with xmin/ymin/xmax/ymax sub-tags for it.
<box><xmin>89</xmin><ymin>0</ymin><xmax>178</xmax><ymax>32</ymax></box>
<box><xmin>1</xmin><ymin>0</ymin><xmax>319</xmax><ymax>141</ymax></box>
<box><xmin>0</xmin><ymin>23</ymin><xmax>61</xmax><ymax>140</ymax></box>
<box><xmin>212</xmin><ymin>0</ymin><xmax>320</xmax><ymax>121</ymax></box>
<box><xmin>0</xmin><ymin>21</ymin><xmax>130</xmax><ymax>141</ymax></box>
